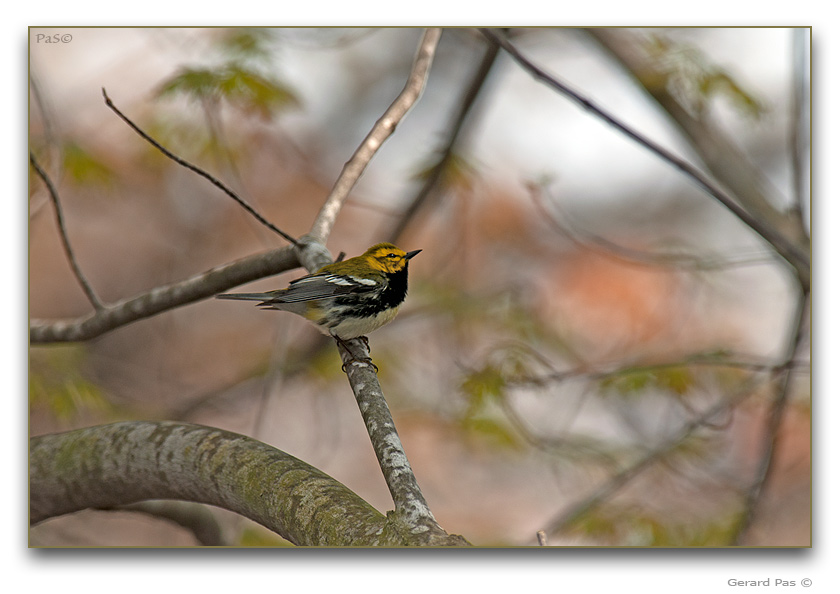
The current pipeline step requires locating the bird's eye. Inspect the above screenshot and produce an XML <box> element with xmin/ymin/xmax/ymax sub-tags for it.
<box><xmin>388</xmin><ymin>253</ymin><xmax>397</xmax><ymax>258</ymax></box>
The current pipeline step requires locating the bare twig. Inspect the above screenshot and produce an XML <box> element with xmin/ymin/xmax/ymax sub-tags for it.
<box><xmin>498</xmin><ymin>394</ymin><xmax>618</xmax><ymax>468</ymax></box>
<box><xmin>28</xmin><ymin>72</ymin><xmax>60</xmax><ymax>203</ymax></box>
<box><xmin>789</xmin><ymin>28</ymin><xmax>809</xmax><ymax>223</ymax></box>
<box><xmin>731</xmin><ymin>291</ymin><xmax>809</xmax><ymax>544</ymax></box>
<box><xmin>543</xmin><ymin>371</ymin><xmax>768</xmax><ymax>539</ymax></box>
<box><xmin>585</xmin><ymin>28</ymin><xmax>810</xmax><ymax>275</ymax></box>
<box><xmin>29</xmin><ymin>152</ymin><xmax>105</xmax><ymax>311</ymax></box>
<box><xmin>387</xmin><ymin>34</ymin><xmax>500</xmax><ymax>243</ymax></box>
<box><xmin>309</xmin><ymin>28</ymin><xmax>442</xmax><ymax>244</ymax></box>
<box><xmin>30</xmin><ymin>245</ymin><xmax>299</xmax><ymax>343</ymax></box>
<box><xmin>508</xmin><ymin>353</ymin><xmax>808</xmax><ymax>390</ymax></box>
<box><xmin>480</xmin><ymin>28</ymin><xmax>810</xmax><ymax>284</ymax></box>
<box><xmin>101</xmin><ymin>88</ymin><xmax>298</xmax><ymax>246</ymax></box>
<box><xmin>107</xmin><ymin>501</ymin><xmax>226</xmax><ymax>546</ymax></box>
<box><xmin>528</xmin><ymin>182</ymin><xmax>777</xmax><ymax>271</ymax></box>
<box><xmin>484</xmin><ymin>350</ymin><xmax>804</xmax><ymax>471</ymax></box>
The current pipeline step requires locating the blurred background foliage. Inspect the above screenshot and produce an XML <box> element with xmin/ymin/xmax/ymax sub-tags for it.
<box><xmin>29</xmin><ymin>27</ymin><xmax>809</xmax><ymax>546</ymax></box>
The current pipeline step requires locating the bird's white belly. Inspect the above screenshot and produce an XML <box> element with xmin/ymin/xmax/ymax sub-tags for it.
<box><xmin>328</xmin><ymin>307</ymin><xmax>401</xmax><ymax>340</ymax></box>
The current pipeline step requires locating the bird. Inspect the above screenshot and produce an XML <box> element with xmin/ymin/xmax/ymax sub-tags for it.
<box><xmin>217</xmin><ymin>243</ymin><xmax>421</xmax><ymax>351</ymax></box>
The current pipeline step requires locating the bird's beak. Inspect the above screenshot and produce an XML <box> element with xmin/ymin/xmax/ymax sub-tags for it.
<box><xmin>405</xmin><ymin>249</ymin><xmax>422</xmax><ymax>260</ymax></box>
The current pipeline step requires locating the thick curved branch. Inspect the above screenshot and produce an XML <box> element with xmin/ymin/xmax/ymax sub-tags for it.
<box><xmin>309</xmin><ymin>27</ymin><xmax>442</xmax><ymax>244</ymax></box>
<box><xmin>30</xmin><ymin>421</ymin><xmax>469</xmax><ymax>546</ymax></box>
<box><xmin>30</xmin><ymin>245</ymin><xmax>299</xmax><ymax>343</ymax></box>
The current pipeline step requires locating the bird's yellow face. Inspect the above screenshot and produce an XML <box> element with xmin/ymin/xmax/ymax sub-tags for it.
<box><xmin>364</xmin><ymin>243</ymin><xmax>421</xmax><ymax>274</ymax></box>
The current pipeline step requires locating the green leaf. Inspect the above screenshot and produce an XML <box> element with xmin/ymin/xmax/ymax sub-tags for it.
<box><xmin>600</xmin><ymin>366</ymin><xmax>696</xmax><ymax>397</ymax></box>
<box><xmin>460</xmin><ymin>364</ymin><xmax>507</xmax><ymax>412</ymax></box>
<box><xmin>644</xmin><ymin>34</ymin><xmax>765</xmax><ymax>119</ymax></box>
<box><xmin>568</xmin><ymin>500</ymin><xmax>741</xmax><ymax>546</ymax></box>
<box><xmin>156</xmin><ymin>67</ymin><xmax>224</xmax><ymax>102</ymax></box>
<box><xmin>412</xmin><ymin>152</ymin><xmax>479</xmax><ymax>194</ymax></box>
<box><xmin>656</xmin><ymin>367</ymin><xmax>693</xmax><ymax>395</ymax></box>
<box><xmin>600</xmin><ymin>370</ymin><xmax>654</xmax><ymax>395</ymax></box>
<box><xmin>156</xmin><ymin>63</ymin><xmax>299</xmax><ymax>119</ymax></box>
<box><xmin>62</xmin><ymin>141</ymin><xmax>114</xmax><ymax>186</ymax></box>
<box><xmin>218</xmin><ymin>28</ymin><xmax>274</xmax><ymax>63</ymax></box>
<box><xmin>30</xmin><ymin>345</ymin><xmax>113</xmax><ymax>420</ymax></box>
<box><xmin>222</xmin><ymin>63</ymin><xmax>300</xmax><ymax>119</ymax></box>
<box><xmin>698</xmin><ymin>71</ymin><xmax>764</xmax><ymax>118</ymax></box>
<box><xmin>461</xmin><ymin>416</ymin><xmax>521</xmax><ymax>450</ymax></box>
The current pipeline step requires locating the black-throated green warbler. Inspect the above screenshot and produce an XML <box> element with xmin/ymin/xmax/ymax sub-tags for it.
<box><xmin>217</xmin><ymin>243</ymin><xmax>421</xmax><ymax>342</ymax></box>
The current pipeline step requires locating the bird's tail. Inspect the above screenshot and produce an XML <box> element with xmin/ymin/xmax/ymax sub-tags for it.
<box><xmin>216</xmin><ymin>292</ymin><xmax>274</xmax><ymax>301</ymax></box>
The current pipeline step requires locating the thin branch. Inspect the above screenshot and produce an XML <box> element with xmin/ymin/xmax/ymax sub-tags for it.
<box><xmin>108</xmin><ymin>501</ymin><xmax>226</xmax><ymax>546</ymax></box>
<box><xmin>480</xmin><ymin>28</ymin><xmax>810</xmax><ymax>284</ymax></box>
<box><xmin>480</xmin><ymin>349</ymin><xmax>805</xmax><ymax>471</ymax></box>
<box><xmin>309</xmin><ymin>28</ymin><xmax>442</xmax><ymax>244</ymax></box>
<box><xmin>585</xmin><ymin>28</ymin><xmax>810</xmax><ymax>272</ymax></box>
<box><xmin>543</xmin><ymin>372</ymin><xmax>768</xmax><ymax>539</ymax></box>
<box><xmin>731</xmin><ymin>291</ymin><xmax>810</xmax><ymax>544</ymax></box>
<box><xmin>508</xmin><ymin>352</ymin><xmax>808</xmax><ymax>390</ymax></box>
<box><xmin>33</xmin><ymin>30</ymin><xmax>451</xmax><ymax>545</ymax></box>
<box><xmin>29</xmin><ymin>152</ymin><xmax>105</xmax><ymax>311</ymax></box>
<box><xmin>30</xmin><ymin>245</ymin><xmax>299</xmax><ymax>343</ymax></box>
<box><xmin>337</xmin><ymin>338</ymin><xmax>438</xmax><ymax>525</ymax></box>
<box><xmin>498</xmin><ymin>391</ymin><xmax>619</xmax><ymax>468</ymax></box>
<box><xmin>528</xmin><ymin>181</ymin><xmax>777</xmax><ymax>272</ymax></box>
<box><xmin>28</xmin><ymin>71</ymin><xmax>61</xmax><ymax>203</ymax></box>
<box><xmin>101</xmin><ymin>88</ymin><xmax>298</xmax><ymax>246</ymax></box>
<box><xmin>298</xmin><ymin>30</ymin><xmax>445</xmax><ymax>526</ymax></box>
<box><xmin>387</xmin><ymin>33</ymin><xmax>500</xmax><ymax>243</ymax></box>
<box><xmin>789</xmin><ymin>28</ymin><xmax>809</xmax><ymax>223</ymax></box>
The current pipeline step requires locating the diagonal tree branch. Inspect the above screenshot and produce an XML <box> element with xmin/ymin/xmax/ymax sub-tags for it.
<box><xmin>542</xmin><ymin>371</ymin><xmax>770</xmax><ymax>540</ymax></box>
<box><xmin>731</xmin><ymin>290</ymin><xmax>810</xmax><ymax>544</ymax></box>
<box><xmin>102</xmin><ymin>88</ymin><xmax>299</xmax><ymax>247</ymax></box>
<box><xmin>584</xmin><ymin>28</ymin><xmax>810</xmax><ymax>257</ymax></box>
<box><xmin>309</xmin><ymin>27</ymin><xmax>442</xmax><ymax>244</ymax></box>
<box><xmin>31</xmin><ymin>29</ymin><xmax>454</xmax><ymax>546</ymax></box>
<box><xmin>31</xmin><ymin>30</ymin><xmax>443</xmax><ymax>344</ymax></box>
<box><xmin>480</xmin><ymin>28</ymin><xmax>810</xmax><ymax>288</ymax></box>
<box><xmin>788</xmin><ymin>28</ymin><xmax>809</xmax><ymax>223</ymax></box>
<box><xmin>30</xmin><ymin>245</ymin><xmax>299</xmax><ymax>343</ymax></box>
<box><xmin>296</xmin><ymin>30</ymin><xmax>446</xmax><ymax>527</ymax></box>
<box><xmin>528</xmin><ymin>181</ymin><xmax>778</xmax><ymax>271</ymax></box>
<box><xmin>387</xmin><ymin>33</ymin><xmax>500</xmax><ymax>243</ymax></box>
<box><xmin>30</xmin><ymin>421</ymin><xmax>469</xmax><ymax>546</ymax></box>
<box><xmin>30</xmin><ymin>152</ymin><xmax>105</xmax><ymax>311</ymax></box>
<box><xmin>337</xmin><ymin>339</ymin><xmax>437</xmax><ymax>525</ymax></box>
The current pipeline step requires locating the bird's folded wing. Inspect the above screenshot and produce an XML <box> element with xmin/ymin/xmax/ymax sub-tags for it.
<box><xmin>263</xmin><ymin>273</ymin><xmax>378</xmax><ymax>303</ymax></box>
